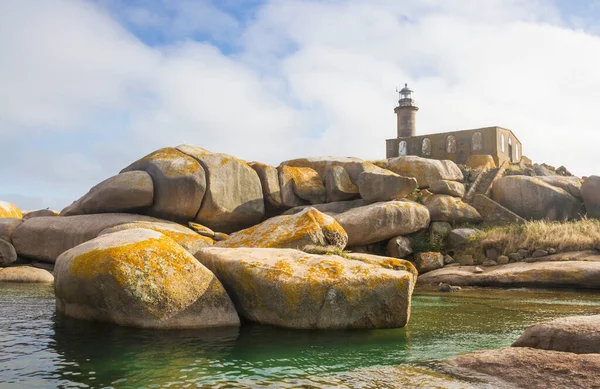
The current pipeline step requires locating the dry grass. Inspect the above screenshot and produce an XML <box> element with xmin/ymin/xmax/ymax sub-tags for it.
<box><xmin>459</xmin><ymin>218</ymin><xmax>600</xmax><ymax>259</ymax></box>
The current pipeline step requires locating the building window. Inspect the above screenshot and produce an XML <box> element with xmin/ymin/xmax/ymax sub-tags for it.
<box><xmin>472</xmin><ymin>132</ymin><xmax>482</xmax><ymax>151</ymax></box>
<box><xmin>501</xmin><ymin>134</ymin><xmax>505</xmax><ymax>153</ymax></box>
<box><xmin>398</xmin><ymin>140</ymin><xmax>407</xmax><ymax>156</ymax></box>
<box><xmin>422</xmin><ymin>138</ymin><xmax>431</xmax><ymax>156</ymax></box>
<box><xmin>446</xmin><ymin>135</ymin><xmax>457</xmax><ymax>153</ymax></box>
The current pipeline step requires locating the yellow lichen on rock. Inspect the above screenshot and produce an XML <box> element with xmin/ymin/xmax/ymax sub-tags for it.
<box><xmin>217</xmin><ymin>208</ymin><xmax>348</xmax><ymax>250</ymax></box>
<box><xmin>279</xmin><ymin>165</ymin><xmax>326</xmax><ymax>204</ymax></box>
<box><xmin>466</xmin><ymin>154</ymin><xmax>496</xmax><ymax>170</ymax></box>
<box><xmin>0</xmin><ymin>201</ymin><xmax>22</xmax><ymax>219</ymax></box>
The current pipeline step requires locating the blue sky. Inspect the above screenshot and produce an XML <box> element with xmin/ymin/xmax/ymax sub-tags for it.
<box><xmin>1</xmin><ymin>0</ymin><xmax>600</xmax><ymax>211</ymax></box>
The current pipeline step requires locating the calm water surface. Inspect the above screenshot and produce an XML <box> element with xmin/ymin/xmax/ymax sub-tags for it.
<box><xmin>1</xmin><ymin>283</ymin><xmax>600</xmax><ymax>388</ymax></box>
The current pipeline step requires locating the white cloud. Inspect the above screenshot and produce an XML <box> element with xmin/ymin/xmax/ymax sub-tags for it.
<box><xmin>1</xmin><ymin>0</ymin><xmax>599</xmax><ymax>211</ymax></box>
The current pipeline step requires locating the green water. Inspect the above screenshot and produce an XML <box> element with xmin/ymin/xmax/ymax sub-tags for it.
<box><xmin>1</xmin><ymin>284</ymin><xmax>600</xmax><ymax>388</ymax></box>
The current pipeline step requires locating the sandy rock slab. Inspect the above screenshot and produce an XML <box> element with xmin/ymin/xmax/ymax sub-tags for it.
<box><xmin>418</xmin><ymin>261</ymin><xmax>600</xmax><ymax>289</ymax></box>
<box><xmin>54</xmin><ymin>228</ymin><xmax>239</xmax><ymax>329</ymax></box>
<box><xmin>195</xmin><ymin>247</ymin><xmax>415</xmax><ymax>329</ymax></box>
<box><xmin>444</xmin><ymin>347</ymin><xmax>600</xmax><ymax>389</ymax></box>
<box><xmin>512</xmin><ymin>314</ymin><xmax>600</xmax><ymax>354</ymax></box>
<box><xmin>0</xmin><ymin>266</ymin><xmax>54</xmax><ymax>283</ymax></box>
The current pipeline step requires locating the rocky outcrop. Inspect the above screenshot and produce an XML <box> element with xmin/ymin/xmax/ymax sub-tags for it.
<box><xmin>382</xmin><ymin>156</ymin><xmax>463</xmax><ymax>188</ymax></box>
<box><xmin>249</xmin><ymin>162</ymin><xmax>283</xmax><ymax>212</ymax></box>
<box><xmin>444</xmin><ymin>347</ymin><xmax>600</xmax><ymax>389</ymax></box>
<box><xmin>11</xmin><ymin>213</ymin><xmax>161</xmax><ymax>263</ymax></box>
<box><xmin>466</xmin><ymin>154</ymin><xmax>496</xmax><ymax>170</ymax></box>
<box><xmin>429</xmin><ymin>180</ymin><xmax>465</xmax><ymax>198</ymax></box>
<box><xmin>121</xmin><ymin>147</ymin><xmax>206</xmax><ymax>222</ymax></box>
<box><xmin>61</xmin><ymin>171</ymin><xmax>154</xmax><ymax>216</ymax></box>
<box><xmin>279</xmin><ymin>156</ymin><xmax>366</xmax><ymax>178</ymax></box>
<box><xmin>357</xmin><ymin>170</ymin><xmax>417</xmax><ymax>202</ymax></box>
<box><xmin>278</xmin><ymin>165</ymin><xmax>310</xmax><ymax>208</ymax></box>
<box><xmin>447</xmin><ymin>228</ymin><xmax>482</xmax><ymax>248</ymax></box>
<box><xmin>492</xmin><ymin>176</ymin><xmax>583</xmax><ymax>221</ymax></box>
<box><xmin>284</xmin><ymin>199</ymin><xmax>368</xmax><ymax>216</ymax></box>
<box><xmin>534</xmin><ymin>176</ymin><xmax>583</xmax><ymax>198</ymax></box>
<box><xmin>0</xmin><ymin>266</ymin><xmax>54</xmax><ymax>283</ymax></box>
<box><xmin>424</xmin><ymin>195</ymin><xmax>482</xmax><ymax>224</ymax></box>
<box><xmin>334</xmin><ymin>201</ymin><xmax>430</xmax><ymax>246</ymax></box>
<box><xmin>54</xmin><ymin>228</ymin><xmax>239</xmax><ymax>329</ymax></box>
<box><xmin>0</xmin><ymin>218</ymin><xmax>22</xmax><ymax>243</ymax></box>
<box><xmin>386</xmin><ymin>236</ymin><xmax>413</xmax><ymax>258</ymax></box>
<box><xmin>0</xmin><ymin>239</ymin><xmax>17</xmax><ymax>265</ymax></box>
<box><xmin>0</xmin><ymin>201</ymin><xmax>22</xmax><ymax>219</ymax></box>
<box><xmin>324</xmin><ymin>165</ymin><xmax>359</xmax><ymax>202</ymax></box>
<box><xmin>195</xmin><ymin>247</ymin><xmax>415</xmax><ymax>329</ymax></box>
<box><xmin>176</xmin><ymin>145</ymin><xmax>264</xmax><ymax>233</ymax></box>
<box><xmin>414</xmin><ymin>252</ymin><xmax>444</xmax><ymax>273</ymax></box>
<box><xmin>216</xmin><ymin>208</ymin><xmax>347</xmax><ymax>250</ymax></box>
<box><xmin>418</xmin><ymin>261</ymin><xmax>600</xmax><ymax>288</ymax></box>
<box><xmin>582</xmin><ymin>175</ymin><xmax>600</xmax><ymax>219</ymax></box>
<box><xmin>512</xmin><ymin>314</ymin><xmax>600</xmax><ymax>354</ymax></box>
<box><xmin>278</xmin><ymin>165</ymin><xmax>326</xmax><ymax>205</ymax></box>
<box><xmin>99</xmin><ymin>221</ymin><xmax>213</xmax><ymax>256</ymax></box>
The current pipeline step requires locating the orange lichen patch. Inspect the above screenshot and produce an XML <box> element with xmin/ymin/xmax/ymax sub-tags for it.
<box><xmin>0</xmin><ymin>201</ymin><xmax>22</xmax><ymax>219</ymax></box>
<box><xmin>100</xmin><ymin>222</ymin><xmax>214</xmax><ymax>250</ymax></box>
<box><xmin>133</xmin><ymin>147</ymin><xmax>203</xmax><ymax>178</ymax></box>
<box><xmin>346</xmin><ymin>253</ymin><xmax>418</xmax><ymax>279</ymax></box>
<box><xmin>218</xmin><ymin>208</ymin><xmax>347</xmax><ymax>249</ymax></box>
<box><xmin>466</xmin><ymin>154</ymin><xmax>496</xmax><ymax>170</ymax></box>
<box><xmin>68</xmin><ymin>233</ymin><xmax>211</xmax><ymax>319</ymax></box>
<box><xmin>279</xmin><ymin>166</ymin><xmax>326</xmax><ymax>201</ymax></box>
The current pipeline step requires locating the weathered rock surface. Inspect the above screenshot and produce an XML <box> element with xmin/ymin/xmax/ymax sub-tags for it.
<box><xmin>216</xmin><ymin>208</ymin><xmax>347</xmax><ymax>250</ymax></box>
<box><xmin>344</xmin><ymin>252</ymin><xmax>418</xmax><ymax>280</ymax></box>
<box><xmin>418</xmin><ymin>261</ymin><xmax>600</xmax><ymax>288</ymax></box>
<box><xmin>386</xmin><ymin>236</ymin><xmax>413</xmax><ymax>258</ymax></box>
<box><xmin>534</xmin><ymin>176</ymin><xmax>583</xmax><ymax>198</ymax></box>
<box><xmin>54</xmin><ymin>229</ymin><xmax>239</xmax><ymax>329</ymax></box>
<box><xmin>357</xmin><ymin>170</ymin><xmax>417</xmax><ymax>202</ymax></box>
<box><xmin>278</xmin><ymin>165</ymin><xmax>326</xmax><ymax>205</ymax></box>
<box><xmin>582</xmin><ymin>175</ymin><xmax>600</xmax><ymax>219</ymax></box>
<box><xmin>0</xmin><ymin>218</ymin><xmax>22</xmax><ymax>243</ymax></box>
<box><xmin>414</xmin><ymin>252</ymin><xmax>444</xmax><ymax>274</ymax></box>
<box><xmin>99</xmin><ymin>221</ymin><xmax>213</xmax><ymax>255</ymax></box>
<box><xmin>195</xmin><ymin>247</ymin><xmax>415</xmax><ymax>329</ymax></box>
<box><xmin>334</xmin><ymin>201</ymin><xmax>430</xmax><ymax>246</ymax></box>
<box><xmin>0</xmin><ymin>266</ymin><xmax>54</xmax><ymax>283</ymax></box>
<box><xmin>0</xmin><ymin>239</ymin><xmax>17</xmax><ymax>265</ymax></box>
<box><xmin>61</xmin><ymin>171</ymin><xmax>154</xmax><ymax>216</ymax></box>
<box><xmin>444</xmin><ymin>347</ymin><xmax>600</xmax><ymax>389</ymax></box>
<box><xmin>177</xmin><ymin>145</ymin><xmax>264</xmax><ymax>232</ymax></box>
<box><xmin>279</xmin><ymin>156</ymin><xmax>366</xmax><ymax>178</ymax></box>
<box><xmin>383</xmin><ymin>156</ymin><xmax>463</xmax><ymax>188</ymax></box>
<box><xmin>121</xmin><ymin>147</ymin><xmax>206</xmax><ymax>222</ymax></box>
<box><xmin>249</xmin><ymin>162</ymin><xmax>283</xmax><ymax>211</ymax></box>
<box><xmin>188</xmin><ymin>222</ymin><xmax>215</xmax><ymax>238</ymax></box>
<box><xmin>12</xmin><ymin>213</ymin><xmax>161</xmax><ymax>263</ymax></box>
<box><xmin>512</xmin><ymin>314</ymin><xmax>600</xmax><ymax>354</ymax></box>
<box><xmin>424</xmin><ymin>195</ymin><xmax>482</xmax><ymax>224</ymax></box>
<box><xmin>492</xmin><ymin>176</ymin><xmax>583</xmax><ymax>221</ymax></box>
<box><xmin>324</xmin><ymin>165</ymin><xmax>359</xmax><ymax>202</ymax></box>
<box><xmin>0</xmin><ymin>201</ymin><xmax>22</xmax><ymax>219</ymax></box>
<box><xmin>466</xmin><ymin>154</ymin><xmax>496</xmax><ymax>170</ymax></box>
<box><xmin>429</xmin><ymin>180</ymin><xmax>465</xmax><ymax>198</ymax></box>
<box><xmin>284</xmin><ymin>199</ymin><xmax>368</xmax><ymax>216</ymax></box>
<box><xmin>278</xmin><ymin>165</ymin><xmax>310</xmax><ymax>208</ymax></box>
<box><xmin>430</xmin><ymin>222</ymin><xmax>453</xmax><ymax>241</ymax></box>
<box><xmin>22</xmin><ymin>209</ymin><xmax>59</xmax><ymax>219</ymax></box>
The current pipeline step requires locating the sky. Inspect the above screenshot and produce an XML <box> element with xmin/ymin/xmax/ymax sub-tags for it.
<box><xmin>1</xmin><ymin>0</ymin><xmax>600</xmax><ymax>211</ymax></box>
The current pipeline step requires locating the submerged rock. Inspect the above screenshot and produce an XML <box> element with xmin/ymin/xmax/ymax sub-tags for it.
<box><xmin>216</xmin><ymin>208</ymin><xmax>347</xmax><ymax>250</ymax></box>
<box><xmin>0</xmin><ymin>266</ymin><xmax>54</xmax><ymax>283</ymax></box>
<box><xmin>195</xmin><ymin>247</ymin><xmax>415</xmax><ymax>329</ymax></box>
<box><xmin>54</xmin><ymin>228</ymin><xmax>239</xmax><ymax>329</ymax></box>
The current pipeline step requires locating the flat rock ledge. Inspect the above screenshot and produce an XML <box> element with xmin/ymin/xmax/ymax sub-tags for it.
<box><xmin>418</xmin><ymin>261</ymin><xmax>600</xmax><ymax>288</ymax></box>
<box><xmin>0</xmin><ymin>266</ymin><xmax>54</xmax><ymax>283</ymax></box>
<box><xmin>443</xmin><ymin>347</ymin><xmax>600</xmax><ymax>389</ymax></box>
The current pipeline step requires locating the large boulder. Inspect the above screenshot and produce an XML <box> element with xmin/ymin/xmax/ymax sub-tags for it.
<box><xmin>54</xmin><ymin>229</ymin><xmax>240</xmax><ymax>329</ymax></box>
<box><xmin>466</xmin><ymin>154</ymin><xmax>496</xmax><ymax>170</ymax></box>
<box><xmin>424</xmin><ymin>195</ymin><xmax>482</xmax><ymax>224</ymax></box>
<box><xmin>99</xmin><ymin>221</ymin><xmax>213</xmax><ymax>256</ymax></box>
<box><xmin>0</xmin><ymin>239</ymin><xmax>17</xmax><ymax>265</ymax></box>
<box><xmin>429</xmin><ymin>180</ymin><xmax>465</xmax><ymax>198</ymax></box>
<box><xmin>344</xmin><ymin>252</ymin><xmax>418</xmax><ymax>280</ymax></box>
<box><xmin>121</xmin><ymin>147</ymin><xmax>206</xmax><ymax>222</ymax></box>
<box><xmin>386</xmin><ymin>236</ymin><xmax>413</xmax><ymax>259</ymax></box>
<box><xmin>324</xmin><ymin>165</ymin><xmax>359</xmax><ymax>202</ymax></box>
<box><xmin>11</xmin><ymin>213</ymin><xmax>162</xmax><ymax>263</ymax></box>
<box><xmin>284</xmin><ymin>199</ymin><xmax>369</xmax><ymax>216</ymax></box>
<box><xmin>176</xmin><ymin>145</ymin><xmax>264</xmax><ymax>233</ymax></box>
<box><xmin>0</xmin><ymin>266</ymin><xmax>54</xmax><ymax>283</ymax></box>
<box><xmin>413</xmin><ymin>252</ymin><xmax>444</xmax><ymax>274</ymax></box>
<box><xmin>582</xmin><ymin>176</ymin><xmax>600</xmax><ymax>219</ymax></box>
<box><xmin>195</xmin><ymin>247</ymin><xmax>415</xmax><ymax>329</ymax></box>
<box><xmin>0</xmin><ymin>218</ymin><xmax>22</xmax><ymax>243</ymax></box>
<box><xmin>279</xmin><ymin>156</ymin><xmax>366</xmax><ymax>178</ymax></box>
<box><xmin>383</xmin><ymin>156</ymin><xmax>463</xmax><ymax>188</ymax></box>
<box><xmin>492</xmin><ymin>176</ymin><xmax>583</xmax><ymax>221</ymax></box>
<box><xmin>357</xmin><ymin>170</ymin><xmax>417</xmax><ymax>202</ymax></box>
<box><xmin>277</xmin><ymin>165</ymin><xmax>326</xmax><ymax>205</ymax></box>
<box><xmin>278</xmin><ymin>165</ymin><xmax>310</xmax><ymax>208</ymax></box>
<box><xmin>535</xmin><ymin>176</ymin><xmax>583</xmax><ymax>198</ymax></box>
<box><xmin>216</xmin><ymin>208</ymin><xmax>347</xmax><ymax>250</ymax></box>
<box><xmin>512</xmin><ymin>315</ymin><xmax>600</xmax><ymax>354</ymax></box>
<box><xmin>334</xmin><ymin>201</ymin><xmax>430</xmax><ymax>246</ymax></box>
<box><xmin>448</xmin><ymin>228</ymin><xmax>482</xmax><ymax>248</ymax></box>
<box><xmin>444</xmin><ymin>347</ymin><xmax>600</xmax><ymax>389</ymax></box>
<box><xmin>0</xmin><ymin>201</ymin><xmax>22</xmax><ymax>219</ymax></box>
<box><xmin>249</xmin><ymin>162</ymin><xmax>283</xmax><ymax>212</ymax></box>
<box><xmin>61</xmin><ymin>171</ymin><xmax>154</xmax><ymax>216</ymax></box>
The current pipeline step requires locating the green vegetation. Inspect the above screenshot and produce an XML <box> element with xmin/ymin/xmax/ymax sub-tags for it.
<box><xmin>409</xmin><ymin>233</ymin><xmax>445</xmax><ymax>254</ymax></box>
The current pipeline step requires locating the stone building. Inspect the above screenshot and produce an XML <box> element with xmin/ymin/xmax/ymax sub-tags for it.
<box><xmin>385</xmin><ymin>85</ymin><xmax>522</xmax><ymax>166</ymax></box>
